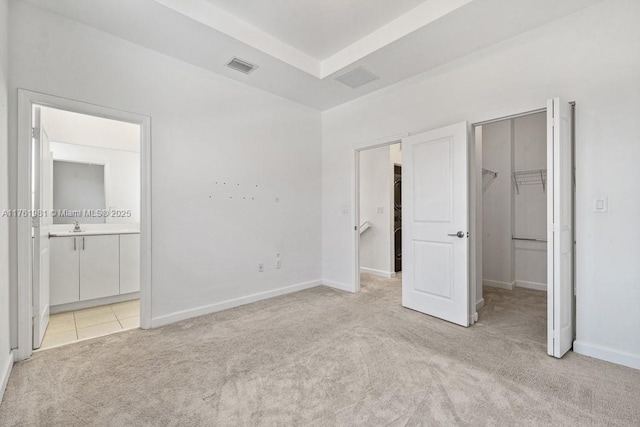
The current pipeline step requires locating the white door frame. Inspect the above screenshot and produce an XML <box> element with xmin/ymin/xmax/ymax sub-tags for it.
<box><xmin>471</xmin><ymin>103</ymin><xmax>576</xmax><ymax>356</ymax></box>
<box><xmin>471</xmin><ymin>107</ymin><xmax>547</xmax><ymax>318</ymax></box>
<box><xmin>351</xmin><ymin>133</ymin><xmax>408</xmax><ymax>293</ymax></box>
<box><xmin>16</xmin><ymin>89</ymin><xmax>152</xmax><ymax>361</ymax></box>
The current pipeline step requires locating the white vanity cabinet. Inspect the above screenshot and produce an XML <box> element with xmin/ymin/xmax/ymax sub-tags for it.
<box><xmin>50</xmin><ymin>232</ymin><xmax>140</xmax><ymax>307</ymax></box>
<box><xmin>79</xmin><ymin>235</ymin><xmax>120</xmax><ymax>301</ymax></box>
<box><xmin>50</xmin><ymin>237</ymin><xmax>80</xmax><ymax>306</ymax></box>
<box><xmin>119</xmin><ymin>234</ymin><xmax>140</xmax><ymax>294</ymax></box>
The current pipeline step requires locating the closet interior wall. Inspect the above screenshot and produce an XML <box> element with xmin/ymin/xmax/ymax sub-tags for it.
<box><xmin>482</xmin><ymin>112</ymin><xmax>547</xmax><ymax>291</ymax></box>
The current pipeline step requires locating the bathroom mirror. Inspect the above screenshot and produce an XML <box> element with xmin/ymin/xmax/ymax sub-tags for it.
<box><xmin>52</xmin><ymin>160</ymin><xmax>106</xmax><ymax>224</ymax></box>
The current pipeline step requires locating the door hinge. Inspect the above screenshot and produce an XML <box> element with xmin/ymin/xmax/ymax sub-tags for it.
<box><xmin>32</xmin><ymin>127</ymin><xmax>39</xmax><ymax>138</ymax></box>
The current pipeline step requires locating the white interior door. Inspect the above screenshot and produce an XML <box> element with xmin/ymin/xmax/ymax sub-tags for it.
<box><xmin>32</xmin><ymin>107</ymin><xmax>52</xmax><ymax>349</ymax></box>
<box><xmin>402</xmin><ymin>122</ymin><xmax>470</xmax><ymax>326</ymax></box>
<box><xmin>547</xmin><ymin>98</ymin><xmax>574</xmax><ymax>357</ymax></box>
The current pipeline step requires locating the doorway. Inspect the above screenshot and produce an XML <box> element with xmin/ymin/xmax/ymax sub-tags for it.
<box><xmin>16</xmin><ymin>90</ymin><xmax>151</xmax><ymax>360</ymax></box>
<box><xmin>475</xmin><ymin>111</ymin><xmax>549</xmax><ymax>345</ymax></box>
<box><xmin>357</xmin><ymin>142</ymin><xmax>402</xmax><ymax>286</ymax></box>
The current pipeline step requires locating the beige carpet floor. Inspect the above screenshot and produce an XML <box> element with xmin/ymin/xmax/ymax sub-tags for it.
<box><xmin>1</xmin><ymin>275</ymin><xmax>639</xmax><ymax>426</ymax></box>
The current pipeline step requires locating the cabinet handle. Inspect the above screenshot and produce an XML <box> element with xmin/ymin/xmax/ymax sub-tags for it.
<box><xmin>73</xmin><ymin>238</ymin><xmax>76</xmax><ymax>251</ymax></box>
<box><xmin>83</xmin><ymin>237</ymin><xmax>85</xmax><ymax>250</ymax></box>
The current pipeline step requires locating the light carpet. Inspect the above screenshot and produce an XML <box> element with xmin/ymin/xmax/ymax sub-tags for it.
<box><xmin>1</xmin><ymin>274</ymin><xmax>639</xmax><ymax>426</ymax></box>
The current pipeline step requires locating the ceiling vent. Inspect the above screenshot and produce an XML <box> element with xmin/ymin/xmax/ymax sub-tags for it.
<box><xmin>335</xmin><ymin>67</ymin><xmax>379</xmax><ymax>89</ymax></box>
<box><xmin>226</xmin><ymin>57</ymin><xmax>258</xmax><ymax>74</ymax></box>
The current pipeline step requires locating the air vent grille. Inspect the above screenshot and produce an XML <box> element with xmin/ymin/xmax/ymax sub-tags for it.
<box><xmin>226</xmin><ymin>57</ymin><xmax>258</xmax><ymax>74</ymax></box>
<box><xmin>335</xmin><ymin>67</ymin><xmax>379</xmax><ymax>89</ymax></box>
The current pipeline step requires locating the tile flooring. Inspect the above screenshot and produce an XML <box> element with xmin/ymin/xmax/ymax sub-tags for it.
<box><xmin>39</xmin><ymin>299</ymin><xmax>140</xmax><ymax>350</ymax></box>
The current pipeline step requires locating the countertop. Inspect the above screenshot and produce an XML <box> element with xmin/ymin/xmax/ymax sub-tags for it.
<box><xmin>49</xmin><ymin>229</ymin><xmax>140</xmax><ymax>237</ymax></box>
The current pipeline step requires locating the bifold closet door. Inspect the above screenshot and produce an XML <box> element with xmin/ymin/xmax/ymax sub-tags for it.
<box><xmin>547</xmin><ymin>97</ymin><xmax>574</xmax><ymax>358</ymax></box>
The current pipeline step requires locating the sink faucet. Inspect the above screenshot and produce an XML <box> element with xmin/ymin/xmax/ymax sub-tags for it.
<box><xmin>73</xmin><ymin>221</ymin><xmax>82</xmax><ymax>233</ymax></box>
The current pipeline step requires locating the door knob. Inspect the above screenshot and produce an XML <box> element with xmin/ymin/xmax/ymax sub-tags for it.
<box><xmin>448</xmin><ymin>231</ymin><xmax>465</xmax><ymax>238</ymax></box>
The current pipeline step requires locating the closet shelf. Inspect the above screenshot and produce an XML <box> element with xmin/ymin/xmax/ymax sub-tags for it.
<box><xmin>482</xmin><ymin>168</ymin><xmax>498</xmax><ymax>193</ymax></box>
<box><xmin>512</xmin><ymin>169</ymin><xmax>546</xmax><ymax>194</ymax></box>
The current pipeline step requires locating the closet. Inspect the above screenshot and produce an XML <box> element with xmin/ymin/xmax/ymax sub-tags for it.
<box><xmin>482</xmin><ymin>112</ymin><xmax>547</xmax><ymax>292</ymax></box>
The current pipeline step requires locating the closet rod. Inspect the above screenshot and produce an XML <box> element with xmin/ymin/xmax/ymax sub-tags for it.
<box><xmin>512</xmin><ymin>237</ymin><xmax>547</xmax><ymax>243</ymax></box>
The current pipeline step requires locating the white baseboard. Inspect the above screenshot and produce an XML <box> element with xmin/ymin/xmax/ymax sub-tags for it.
<box><xmin>483</xmin><ymin>279</ymin><xmax>515</xmax><ymax>290</ymax></box>
<box><xmin>573</xmin><ymin>340</ymin><xmax>640</xmax><ymax>370</ymax></box>
<box><xmin>0</xmin><ymin>350</ymin><xmax>14</xmax><ymax>404</ymax></box>
<box><xmin>322</xmin><ymin>280</ymin><xmax>355</xmax><ymax>293</ymax></box>
<box><xmin>150</xmin><ymin>280</ymin><xmax>322</xmax><ymax>328</ymax></box>
<box><xmin>515</xmin><ymin>280</ymin><xmax>547</xmax><ymax>292</ymax></box>
<box><xmin>359</xmin><ymin>267</ymin><xmax>396</xmax><ymax>278</ymax></box>
<box><xmin>51</xmin><ymin>292</ymin><xmax>140</xmax><ymax>314</ymax></box>
<box><xmin>476</xmin><ymin>298</ymin><xmax>485</xmax><ymax>310</ymax></box>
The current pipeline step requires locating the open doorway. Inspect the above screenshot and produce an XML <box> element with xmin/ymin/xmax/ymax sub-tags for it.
<box><xmin>16</xmin><ymin>90</ymin><xmax>151</xmax><ymax>360</ymax></box>
<box><xmin>32</xmin><ymin>106</ymin><xmax>142</xmax><ymax>350</ymax></box>
<box><xmin>475</xmin><ymin>111</ymin><xmax>549</xmax><ymax>345</ymax></box>
<box><xmin>473</xmin><ymin>100</ymin><xmax>575</xmax><ymax>358</ymax></box>
<box><xmin>357</xmin><ymin>142</ymin><xmax>402</xmax><ymax>287</ymax></box>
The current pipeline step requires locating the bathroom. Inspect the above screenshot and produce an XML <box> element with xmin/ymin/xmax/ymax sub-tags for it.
<box><xmin>33</xmin><ymin>106</ymin><xmax>142</xmax><ymax>349</ymax></box>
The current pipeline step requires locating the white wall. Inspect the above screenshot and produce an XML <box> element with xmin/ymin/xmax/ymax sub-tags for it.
<box><xmin>390</xmin><ymin>144</ymin><xmax>402</xmax><ymax>165</ymax></box>
<box><xmin>513</xmin><ymin>113</ymin><xmax>547</xmax><ymax>289</ymax></box>
<box><xmin>42</xmin><ymin>107</ymin><xmax>140</xmax><ymax>153</ymax></box>
<box><xmin>8</xmin><ymin>1</ymin><xmax>322</xmax><ymax>333</ymax></box>
<box><xmin>322</xmin><ymin>0</ymin><xmax>640</xmax><ymax>369</ymax></box>
<box><xmin>0</xmin><ymin>0</ymin><xmax>13</xmax><ymax>402</ymax></box>
<box><xmin>50</xmin><ymin>142</ymin><xmax>141</xmax><ymax>224</ymax></box>
<box><xmin>359</xmin><ymin>145</ymin><xmax>393</xmax><ymax>277</ymax></box>
<box><xmin>482</xmin><ymin>119</ymin><xmax>513</xmax><ymax>288</ymax></box>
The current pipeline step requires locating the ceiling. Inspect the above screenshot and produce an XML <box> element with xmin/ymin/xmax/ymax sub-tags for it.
<box><xmin>22</xmin><ymin>0</ymin><xmax>603</xmax><ymax>111</ymax></box>
<box><xmin>202</xmin><ymin>0</ymin><xmax>428</xmax><ymax>60</ymax></box>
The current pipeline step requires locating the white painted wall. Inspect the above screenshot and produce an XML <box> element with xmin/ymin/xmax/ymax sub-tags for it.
<box><xmin>50</xmin><ymin>142</ymin><xmax>141</xmax><ymax>224</ymax></box>
<box><xmin>322</xmin><ymin>0</ymin><xmax>640</xmax><ymax>369</ymax></box>
<box><xmin>0</xmin><ymin>0</ymin><xmax>13</xmax><ymax>401</ymax></box>
<box><xmin>513</xmin><ymin>113</ymin><xmax>547</xmax><ymax>289</ymax></box>
<box><xmin>41</xmin><ymin>107</ymin><xmax>140</xmax><ymax>153</ymax></box>
<box><xmin>359</xmin><ymin>145</ymin><xmax>393</xmax><ymax>277</ymax></box>
<box><xmin>482</xmin><ymin>119</ymin><xmax>513</xmax><ymax>288</ymax></box>
<box><xmin>390</xmin><ymin>143</ymin><xmax>402</xmax><ymax>165</ymax></box>
<box><xmin>8</xmin><ymin>1</ymin><xmax>322</xmax><ymax>334</ymax></box>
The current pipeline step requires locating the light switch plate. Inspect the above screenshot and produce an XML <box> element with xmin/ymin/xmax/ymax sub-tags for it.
<box><xmin>593</xmin><ymin>197</ymin><xmax>608</xmax><ymax>213</ymax></box>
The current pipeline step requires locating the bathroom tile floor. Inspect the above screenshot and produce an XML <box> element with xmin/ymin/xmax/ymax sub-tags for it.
<box><xmin>38</xmin><ymin>299</ymin><xmax>140</xmax><ymax>350</ymax></box>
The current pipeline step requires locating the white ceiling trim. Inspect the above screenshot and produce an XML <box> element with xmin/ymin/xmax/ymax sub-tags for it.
<box><xmin>154</xmin><ymin>0</ymin><xmax>474</xmax><ymax>79</ymax></box>
<box><xmin>321</xmin><ymin>0</ymin><xmax>473</xmax><ymax>77</ymax></box>
<box><xmin>154</xmin><ymin>0</ymin><xmax>321</xmax><ymax>76</ymax></box>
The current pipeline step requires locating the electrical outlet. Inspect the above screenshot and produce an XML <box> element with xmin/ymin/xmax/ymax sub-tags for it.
<box><xmin>275</xmin><ymin>253</ymin><xmax>281</xmax><ymax>269</ymax></box>
<box><xmin>258</xmin><ymin>263</ymin><xmax>264</xmax><ymax>272</ymax></box>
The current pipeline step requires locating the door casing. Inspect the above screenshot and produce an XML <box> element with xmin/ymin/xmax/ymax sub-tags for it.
<box><xmin>15</xmin><ymin>89</ymin><xmax>152</xmax><ymax>361</ymax></box>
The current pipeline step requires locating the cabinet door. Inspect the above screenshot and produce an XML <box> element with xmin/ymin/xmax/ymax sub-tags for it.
<box><xmin>119</xmin><ymin>234</ymin><xmax>140</xmax><ymax>294</ymax></box>
<box><xmin>50</xmin><ymin>237</ymin><xmax>80</xmax><ymax>306</ymax></box>
<box><xmin>79</xmin><ymin>235</ymin><xmax>120</xmax><ymax>301</ymax></box>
